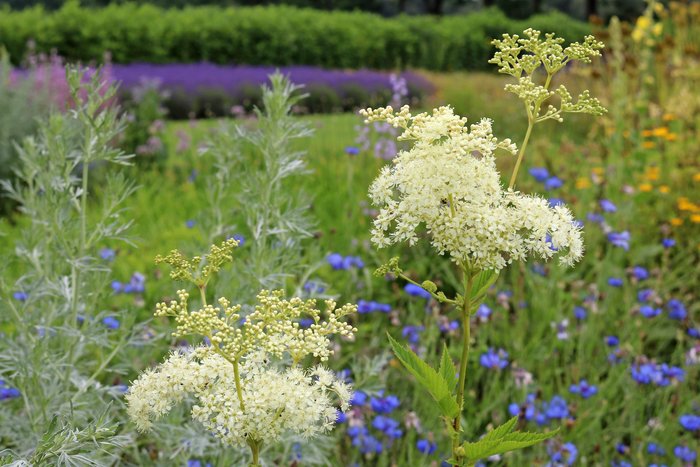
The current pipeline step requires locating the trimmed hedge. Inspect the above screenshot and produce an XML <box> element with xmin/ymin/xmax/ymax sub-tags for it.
<box><xmin>0</xmin><ymin>3</ymin><xmax>591</xmax><ymax>71</ymax></box>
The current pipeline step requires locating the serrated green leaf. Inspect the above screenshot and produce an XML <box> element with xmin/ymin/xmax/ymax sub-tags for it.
<box><xmin>461</xmin><ymin>428</ymin><xmax>558</xmax><ymax>462</ymax></box>
<box><xmin>480</xmin><ymin>416</ymin><xmax>519</xmax><ymax>442</ymax></box>
<box><xmin>387</xmin><ymin>333</ymin><xmax>460</xmax><ymax>418</ymax></box>
<box><xmin>469</xmin><ymin>270</ymin><xmax>498</xmax><ymax>302</ymax></box>
<box><xmin>439</xmin><ymin>343</ymin><xmax>457</xmax><ymax>391</ymax></box>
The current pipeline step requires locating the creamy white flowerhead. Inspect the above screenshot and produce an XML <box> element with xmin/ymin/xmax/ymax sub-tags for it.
<box><xmin>360</xmin><ymin>105</ymin><xmax>583</xmax><ymax>271</ymax></box>
<box><xmin>126</xmin><ymin>351</ymin><xmax>351</xmax><ymax>446</ymax></box>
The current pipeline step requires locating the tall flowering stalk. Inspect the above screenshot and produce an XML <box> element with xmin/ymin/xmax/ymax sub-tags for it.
<box><xmin>126</xmin><ymin>239</ymin><xmax>357</xmax><ymax>466</ymax></box>
<box><xmin>361</xmin><ymin>30</ymin><xmax>606</xmax><ymax>466</ymax></box>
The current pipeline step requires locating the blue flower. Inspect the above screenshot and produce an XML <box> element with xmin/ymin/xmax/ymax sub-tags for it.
<box><xmin>647</xmin><ymin>442</ymin><xmax>666</xmax><ymax>456</ymax></box>
<box><xmin>99</xmin><ymin>248</ymin><xmax>116</xmax><ymax>261</ymax></box>
<box><xmin>529</xmin><ymin>167</ymin><xmax>550</xmax><ymax>182</ymax></box>
<box><xmin>344</xmin><ymin>146</ymin><xmax>360</xmax><ymax>155</ymax></box>
<box><xmin>611</xmin><ymin>461</ymin><xmax>631</xmax><ymax>467</ymax></box>
<box><xmin>401</xmin><ymin>325</ymin><xmax>424</xmax><ymax>344</ymax></box>
<box><xmin>547</xmin><ymin>442</ymin><xmax>577</xmax><ymax>466</ymax></box>
<box><xmin>548</xmin><ymin>198</ymin><xmax>565</xmax><ymax>208</ymax></box>
<box><xmin>608</xmin><ymin>277</ymin><xmax>623</xmax><ymax>287</ymax></box>
<box><xmin>545</xmin><ymin>176</ymin><xmax>563</xmax><ymax>190</ymax></box>
<box><xmin>673</xmin><ymin>446</ymin><xmax>696</xmax><ymax>463</ymax></box>
<box><xmin>102</xmin><ymin>316</ymin><xmax>120</xmax><ymax>330</ymax></box>
<box><xmin>336</xmin><ymin>410</ymin><xmax>347</xmax><ymax>423</ymax></box>
<box><xmin>607</xmin><ymin>231</ymin><xmax>630</xmax><ymax>250</ymax></box>
<box><xmin>587</xmin><ymin>212</ymin><xmax>605</xmax><ymax>223</ymax></box>
<box><xmin>303</xmin><ymin>280</ymin><xmax>326</xmax><ymax>295</ymax></box>
<box><xmin>357</xmin><ymin>300</ymin><xmax>391</xmax><ymax>314</ymax></box>
<box><xmin>615</xmin><ymin>443</ymin><xmax>629</xmax><ymax>454</ymax></box>
<box><xmin>326</xmin><ymin>253</ymin><xmax>345</xmax><ymax>270</ymax></box>
<box><xmin>569</xmin><ymin>380</ymin><xmax>597</xmax><ymax>399</ymax></box>
<box><xmin>416</xmin><ymin>439</ymin><xmax>437</xmax><ymax>455</ymax></box>
<box><xmin>185</xmin><ymin>219</ymin><xmax>195</xmax><ymax>229</ymax></box>
<box><xmin>631</xmin><ymin>266</ymin><xmax>648</xmax><ymax>280</ymax></box>
<box><xmin>232</xmin><ymin>233</ymin><xmax>245</xmax><ymax>246</ymax></box>
<box><xmin>372</xmin><ymin>415</ymin><xmax>402</xmax><ymax>438</ymax></box>
<box><xmin>640</xmin><ymin>305</ymin><xmax>662</xmax><ymax>318</ymax></box>
<box><xmin>662</xmin><ymin>238</ymin><xmax>675</xmax><ymax>248</ymax></box>
<box><xmin>404</xmin><ymin>283</ymin><xmax>431</xmax><ymax>299</ymax></box>
<box><xmin>351</xmin><ymin>391</ymin><xmax>368</xmax><ymax>406</ymax></box>
<box><xmin>479</xmin><ymin>347</ymin><xmax>509</xmax><ymax>370</ymax></box>
<box><xmin>475</xmin><ymin>304</ymin><xmax>492</xmax><ymax>319</ymax></box>
<box><xmin>600</xmin><ymin>199</ymin><xmax>617</xmax><ymax>212</ymax></box>
<box><xmin>543</xmin><ymin>396</ymin><xmax>569</xmax><ymax>419</ymax></box>
<box><xmin>688</xmin><ymin>327</ymin><xmax>700</xmax><ymax>338</ymax></box>
<box><xmin>573</xmin><ymin>306</ymin><xmax>587</xmax><ymax>320</ymax></box>
<box><xmin>111</xmin><ymin>281</ymin><xmax>122</xmax><ymax>293</ymax></box>
<box><xmin>343</xmin><ymin>255</ymin><xmax>364</xmax><ymax>269</ymax></box>
<box><xmin>299</xmin><ymin>318</ymin><xmax>314</xmax><ymax>329</ymax></box>
<box><xmin>187</xmin><ymin>460</ymin><xmax>212</xmax><ymax>467</ymax></box>
<box><xmin>679</xmin><ymin>414</ymin><xmax>700</xmax><ymax>431</ymax></box>
<box><xmin>12</xmin><ymin>291</ymin><xmax>28</xmax><ymax>302</ymax></box>
<box><xmin>667</xmin><ymin>299</ymin><xmax>686</xmax><ymax>320</ymax></box>
<box><xmin>327</xmin><ymin>253</ymin><xmax>363</xmax><ymax>270</ymax></box>
<box><xmin>605</xmin><ymin>335</ymin><xmax>619</xmax><ymax>347</ymax></box>
<box><xmin>631</xmin><ymin>362</ymin><xmax>684</xmax><ymax>386</ymax></box>
<box><xmin>637</xmin><ymin>288</ymin><xmax>654</xmax><ymax>302</ymax></box>
<box><xmin>439</xmin><ymin>320</ymin><xmax>459</xmax><ymax>333</ymax></box>
<box><xmin>370</xmin><ymin>394</ymin><xmax>400</xmax><ymax>414</ymax></box>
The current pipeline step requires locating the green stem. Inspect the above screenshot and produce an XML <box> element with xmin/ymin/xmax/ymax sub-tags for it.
<box><xmin>508</xmin><ymin>118</ymin><xmax>534</xmax><ymax>190</ymax></box>
<box><xmin>233</xmin><ymin>359</ymin><xmax>246</xmax><ymax>412</ymax></box>
<box><xmin>248</xmin><ymin>439</ymin><xmax>260</xmax><ymax>466</ymax></box>
<box><xmin>452</xmin><ymin>271</ymin><xmax>474</xmax><ymax>464</ymax></box>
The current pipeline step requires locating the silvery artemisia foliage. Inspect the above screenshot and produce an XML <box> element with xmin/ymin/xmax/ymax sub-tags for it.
<box><xmin>200</xmin><ymin>72</ymin><xmax>314</xmax><ymax>304</ymax></box>
<box><xmin>126</xmin><ymin>240</ymin><xmax>356</xmax><ymax>449</ymax></box>
<box><xmin>0</xmin><ymin>68</ymin><xmax>141</xmax><ymax>464</ymax></box>
<box><xmin>361</xmin><ymin>105</ymin><xmax>584</xmax><ymax>271</ymax></box>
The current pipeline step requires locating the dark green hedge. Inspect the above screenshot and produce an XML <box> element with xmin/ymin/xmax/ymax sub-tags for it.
<box><xmin>0</xmin><ymin>2</ymin><xmax>591</xmax><ymax>71</ymax></box>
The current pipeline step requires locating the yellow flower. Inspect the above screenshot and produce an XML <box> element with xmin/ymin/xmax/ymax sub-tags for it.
<box><xmin>652</xmin><ymin>23</ymin><xmax>663</xmax><ymax>36</ymax></box>
<box><xmin>636</xmin><ymin>16</ymin><xmax>652</xmax><ymax>30</ymax></box>
<box><xmin>642</xmin><ymin>129</ymin><xmax>654</xmax><ymax>137</ymax></box>
<box><xmin>639</xmin><ymin>183</ymin><xmax>653</xmax><ymax>192</ymax></box>
<box><xmin>659</xmin><ymin>185</ymin><xmax>670</xmax><ymax>194</ymax></box>
<box><xmin>693</xmin><ymin>173</ymin><xmax>700</xmax><ymax>182</ymax></box>
<box><xmin>642</xmin><ymin>141</ymin><xmax>656</xmax><ymax>149</ymax></box>
<box><xmin>662</xmin><ymin>113</ymin><xmax>675</xmax><ymax>121</ymax></box>
<box><xmin>591</xmin><ymin>167</ymin><xmax>605</xmax><ymax>176</ymax></box>
<box><xmin>665</xmin><ymin>133</ymin><xmax>677</xmax><ymax>142</ymax></box>
<box><xmin>670</xmin><ymin>217</ymin><xmax>684</xmax><ymax>226</ymax></box>
<box><xmin>652</xmin><ymin>127</ymin><xmax>669</xmax><ymax>137</ymax></box>
<box><xmin>692</xmin><ymin>214</ymin><xmax>700</xmax><ymax>223</ymax></box>
<box><xmin>575</xmin><ymin>177</ymin><xmax>591</xmax><ymax>189</ymax></box>
<box><xmin>644</xmin><ymin>167</ymin><xmax>660</xmax><ymax>181</ymax></box>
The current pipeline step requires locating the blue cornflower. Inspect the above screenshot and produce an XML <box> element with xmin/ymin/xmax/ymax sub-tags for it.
<box><xmin>336</xmin><ymin>410</ymin><xmax>347</xmax><ymax>423</ymax></box>
<box><xmin>351</xmin><ymin>391</ymin><xmax>368</xmax><ymax>406</ymax></box>
<box><xmin>0</xmin><ymin>386</ymin><xmax>21</xmax><ymax>400</ymax></box>
<box><xmin>688</xmin><ymin>327</ymin><xmax>700</xmax><ymax>338</ymax></box>
<box><xmin>299</xmin><ymin>318</ymin><xmax>314</xmax><ymax>329</ymax></box>
<box><xmin>475</xmin><ymin>304</ymin><xmax>492</xmax><ymax>320</ymax></box>
<box><xmin>545</xmin><ymin>176</ymin><xmax>564</xmax><ymax>190</ymax></box>
<box><xmin>401</xmin><ymin>325</ymin><xmax>424</xmax><ymax>344</ymax></box>
<box><xmin>232</xmin><ymin>234</ymin><xmax>245</xmax><ymax>246</ymax></box>
<box><xmin>569</xmin><ymin>380</ymin><xmax>598</xmax><ymax>399</ymax></box>
<box><xmin>679</xmin><ymin>414</ymin><xmax>700</xmax><ymax>431</ymax></box>
<box><xmin>404</xmin><ymin>283</ymin><xmax>431</xmax><ymax>299</ymax></box>
<box><xmin>548</xmin><ymin>198</ymin><xmax>565</xmax><ymax>208</ymax></box>
<box><xmin>187</xmin><ymin>460</ymin><xmax>212</xmax><ymax>467</ymax></box>
<box><xmin>370</xmin><ymin>394</ymin><xmax>400</xmax><ymax>414</ymax></box>
<box><xmin>573</xmin><ymin>306</ymin><xmax>587</xmax><ymax>320</ymax></box>
<box><xmin>102</xmin><ymin>316</ymin><xmax>120</xmax><ymax>330</ymax></box>
<box><xmin>111</xmin><ymin>281</ymin><xmax>122</xmax><ymax>293</ymax></box>
<box><xmin>303</xmin><ymin>280</ymin><xmax>326</xmax><ymax>295</ymax></box>
<box><xmin>605</xmin><ymin>335</ymin><xmax>619</xmax><ymax>346</ymax></box>
<box><xmin>343</xmin><ymin>255</ymin><xmax>364</xmax><ymax>269</ymax></box>
<box><xmin>611</xmin><ymin>461</ymin><xmax>631</xmax><ymax>467</ymax></box>
<box><xmin>479</xmin><ymin>348</ymin><xmax>509</xmax><ymax>370</ymax></box>
<box><xmin>439</xmin><ymin>320</ymin><xmax>459</xmax><ymax>333</ymax></box>
<box><xmin>185</xmin><ymin>219</ymin><xmax>195</xmax><ymax>229</ymax></box>
<box><xmin>547</xmin><ymin>442</ymin><xmax>577</xmax><ymax>466</ymax></box>
<box><xmin>587</xmin><ymin>212</ymin><xmax>605</xmax><ymax>223</ymax></box>
<box><xmin>99</xmin><ymin>248</ymin><xmax>116</xmax><ymax>261</ymax></box>
<box><xmin>529</xmin><ymin>167</ymin><xmax>550</xmax><ymax>182</ymax></box>
<box><xmin>640</xmin><ymin>305</ymin><xmax>662</xmax><ymax>318</ymax></box>
<box><xmin>662</xmin><ymin>238</ymin><xmax>675</xmax><ymax>248</ymax></box>
<box><xmin>12</xmin><ymin>291</ymin><xmax>28</xmax><ymax>302</ymax></box>
<box><xmin>608</xmin><ymin>277</ymin><xmax>623</xmax><ymax>287</ymax></box>
<box><xmin>327</xmin><ymin>253</ymin><xmax>345</xmax><ymax>270</ymax></box>
<box><xmin>667</xmin><ymin>299</ymin><xmax>687</xmax><ymax>320</ymax></box>
<box><xmin>631</xmin><ymin>266</ymin><xmax>648</xmax><ymax>280</ymax></box>
<box><xmin>416</xmin><ymin>439</ymin><xmax>437</xmax><ymax>455</ymax></box>
<box><xmin>122</xmin><ymin>272</ymin><xmax>146</xmax><ymax>294</ymax></box>
<box><xmin>344</xmin><ymin>146</ymin><xmax>360</xmax><ymax>156</ymax></box>
<box><xmin>607</xmin><ymin>231</ymin><xmax>630</xmax><ymax>250</ymax></box>
<box><xmin>673</xmin><ymin>446</ymin><xmax>696</xmax><ymax>463</ymax></box>
<box><xmin>544</xmin><ymin>396</ymin><xmax>569</xmax><ymax>419</ymax></box>
<box><xmin>637</xmin><ymin>288</ymin><xmax>654</xmax><ymax>302</ymax></box>
<box><xmin>647</xmin><ymin>442</ymin><xmax>666</xmax><ymax>456</ymax></box>
<box><xmin>357</xmin><ymin>300</ymin><xmax>391</xmax><ymax>314</ymax></box>
<box><xmin>615</xmin><ymin>443</ymin><xmax>629</xmax><ymax>454</ymax></box>
<box><xmin>372</xmin><ymin>415</ymin><xmax>402</xmax><ymax>438</ymax></box>
<box><xmin>600</xmin><ymin>199</ymin><xmax>617</xmax><ymax>212</ymax></box>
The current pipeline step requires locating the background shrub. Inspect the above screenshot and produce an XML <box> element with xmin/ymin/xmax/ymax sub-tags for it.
<box><xmin>0</xmin><ymin>3</ymin><xmax>591</xmax><ymax>71</ymax></box>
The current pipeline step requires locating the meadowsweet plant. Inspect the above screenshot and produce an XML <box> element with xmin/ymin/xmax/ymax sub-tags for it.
<box><xmin>126</xmin><ymin>239</ymin><xmax>357</xmax><ymax>466</ymax></box>
<box><xmin>360</xmin><ymin>30</ymin><xmax>606</xmax><ymax>466</ymax></box>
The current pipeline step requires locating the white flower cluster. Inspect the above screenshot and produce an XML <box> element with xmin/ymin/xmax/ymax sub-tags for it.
<box><xmin>126</xmin><ymin>351</ymin><xmax>351</xmax><ymax>446</ymax></box>
<box><xmin>361</xmin><ymin>105</ymin><xmax>584</xmax><ymax>271</ymax></box>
